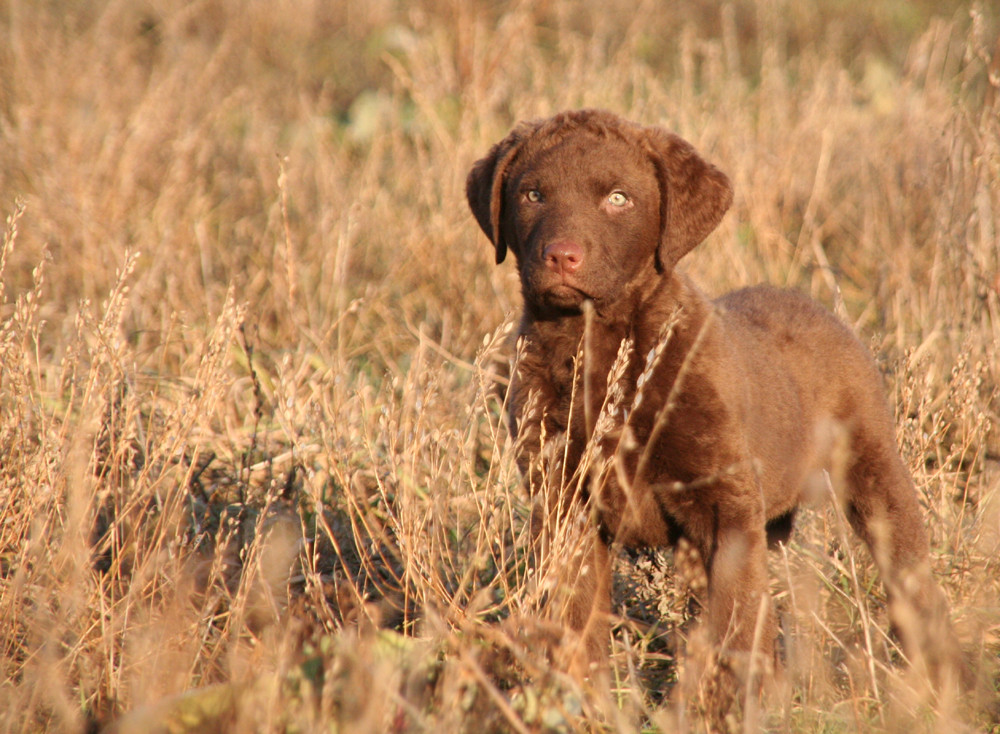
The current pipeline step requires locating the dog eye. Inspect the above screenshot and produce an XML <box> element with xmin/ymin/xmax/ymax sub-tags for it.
<box><xmin>525</xmin><ymin>189</ymin><xmax>543</xmax><ymax>203</ymax></box>
<box><xmin>607</xmin><ymin>191</ymin><xmax>629</xmax><ymax>207</ymax></box>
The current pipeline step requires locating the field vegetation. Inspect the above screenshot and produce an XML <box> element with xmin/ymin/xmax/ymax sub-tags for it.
<box><xmin>1</xmin><ymin>0</ymin><xmax>999</xmax><ymax>731</ymax></box>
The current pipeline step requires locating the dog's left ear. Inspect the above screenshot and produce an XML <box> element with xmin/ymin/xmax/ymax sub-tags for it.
<box><xmin>466</xmin><ymin>121</ymin><xmax>541</xmax><ymax>264</ymax></box>
<box><xmin>642</xmin><ymin>128</ymin><xmax>733</xmax><ymax>272</ymax></box>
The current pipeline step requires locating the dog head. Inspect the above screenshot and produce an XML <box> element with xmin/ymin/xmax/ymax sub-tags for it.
<box><xmin>466</xmin><ymin>109</ymin><xmax>732</xmax><ymax>315</ymax></box>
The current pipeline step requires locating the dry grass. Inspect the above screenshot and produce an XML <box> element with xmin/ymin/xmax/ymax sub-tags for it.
<box><xmin>1</xmin><ymin>0</ymin><xmax>999</xmax><ymax>731</ymax></box>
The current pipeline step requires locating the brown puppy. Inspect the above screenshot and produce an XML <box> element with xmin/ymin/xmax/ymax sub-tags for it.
<box><xmin>466</xmin><ymin>109</ymin><xmax>956</xmax><ymax>691</ymax></box>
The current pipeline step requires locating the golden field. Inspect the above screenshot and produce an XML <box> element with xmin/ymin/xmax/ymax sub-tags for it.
<box><xmin>1</xmin><ymin>1</ymin><xmax>999</xmax><ymax>731</ymax></box>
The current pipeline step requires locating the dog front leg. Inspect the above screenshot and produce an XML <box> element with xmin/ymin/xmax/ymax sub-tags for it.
<box><xmin>704</xmin><ymin>517</ymin><xmax>776</xmax><ymax>682</ymax></box>
<box><xmin>528</xmin><ymin>494</ymin><xmax>613</xmax><ymax>681</ymax></box>
<box><xmin>560</xmin><ymin>530</ymin><xmax>612</xmax><ymax>680</ymax></box>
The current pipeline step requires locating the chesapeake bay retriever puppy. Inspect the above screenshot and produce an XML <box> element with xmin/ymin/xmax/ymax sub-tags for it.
<box><xmin>466</xmin><ymin>109</ymin><xmax>957</xmax><ymax>690</ymax></box>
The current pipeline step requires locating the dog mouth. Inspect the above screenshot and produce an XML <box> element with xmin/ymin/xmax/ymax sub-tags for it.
<box><xmin>539</xmin><ymin>281</ymin><xmax>593</xmax><ymax>309</ymax></box>
<box><xmin>525</xmin><ymin>268</ymin><xmax>600</xmax><ymax>312</ymax></box>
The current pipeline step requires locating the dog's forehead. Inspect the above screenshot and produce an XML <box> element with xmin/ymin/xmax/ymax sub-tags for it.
<box><xmin>513</xmin><ymin>128</ymin><xmax>653</xmax><ymax>184</ymax></box>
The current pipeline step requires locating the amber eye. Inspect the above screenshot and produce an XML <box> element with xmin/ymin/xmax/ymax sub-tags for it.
<box><xmin>525</xmin><ymin>189</ymin><xmax>542</xmax><ymax>203</ymax></box>
<box><xmin>608</xmin><ymin>191</ymin><xmax>629</xmax><ymax>207</ymax></box>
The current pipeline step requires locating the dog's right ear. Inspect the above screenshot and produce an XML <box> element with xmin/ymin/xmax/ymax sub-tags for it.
<box><xmin>466</xmin><ymin>122</ymin><xmax>538</xmax><ymax>264</ymax></box>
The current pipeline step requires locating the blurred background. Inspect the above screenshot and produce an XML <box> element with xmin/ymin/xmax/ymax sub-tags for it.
<box><xmin>1</xmin><ymin>1</ymin><xmax>998</xmax><ymax>731</ymax></box>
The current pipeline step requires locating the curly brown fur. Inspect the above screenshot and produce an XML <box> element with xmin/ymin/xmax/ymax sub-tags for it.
<box><xmin>466</xmin><ymin>109</ymin><xmax>959</xmax><ymax>697</ymax></box>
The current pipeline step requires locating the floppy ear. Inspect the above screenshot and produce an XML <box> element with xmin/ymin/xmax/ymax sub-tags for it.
<box><xmin>466</xmin><ymin>121</ymin><xmax>539</xmax><ymax>264</ymax></box>
<box><xmin>643</xmin><ymin>128</ymin><xmax>733</xmax><ymax>272</ymax></box>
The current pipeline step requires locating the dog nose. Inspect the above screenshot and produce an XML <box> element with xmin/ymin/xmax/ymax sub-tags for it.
<box><xmin>543</xmin><ymin>240</ymin><xmax>583</xmax><ymax>274</ymax></box>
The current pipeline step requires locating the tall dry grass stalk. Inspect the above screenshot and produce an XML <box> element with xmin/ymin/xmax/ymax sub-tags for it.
<box><xmin>1</xmin><ymin>0</ymin><xmax>998</xmax><ymax>731</ymax></box>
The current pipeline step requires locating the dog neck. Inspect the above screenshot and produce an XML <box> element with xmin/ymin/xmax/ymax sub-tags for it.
<box><xmin>518</xmin><ymin>269</ymin><xmax>710</xmax><ymax>364</ymax></box>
